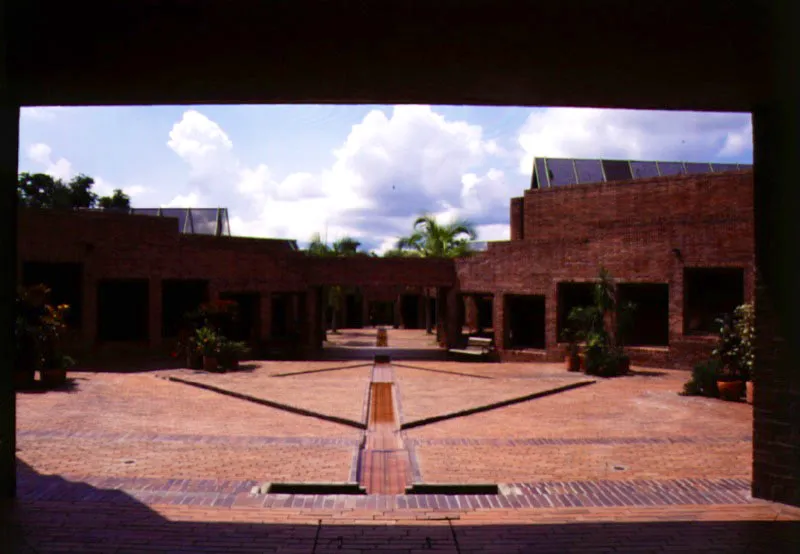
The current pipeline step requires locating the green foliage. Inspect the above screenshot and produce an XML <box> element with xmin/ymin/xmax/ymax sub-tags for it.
<box><xmin>195</xmin><ymin>326</ymin><xmax>222</xmax><ymax>357</ymax></box>
<box><xmin>17</xmin><ymin>172</ymin><xmax>131</xmax><ymax>211</ymax></box>
<box><xmin>14</xmin><ymin>285</ymin><xmax>75</xmax><ymax>372</ymax></box>
<box><xmin>712</xmin><ymin>303</ymin><xmax>755</xmax><ymax>381</ymax></box>
<box><xmin>218</xmin><ymin>338</ymin><xmax>250</xmax><ymax>368</ymax></box>
<box><xmin>564</xmin><ymin>268</ymin><xmax>635</xmax><ymax>377</ymax></box>
<box><xmin>98</xmin><ymin>189</ymin><xmax>132</xmax><ymax>210</ymax></box>
<box><xmin>395</xmin><ymin>214</ymin><xmax>478</xmax><ymax>258</ymax></box>
<box><xmin>682</xmin><ymin>359</ymin><xmax>723</xmax><ymax>397</ymax></box>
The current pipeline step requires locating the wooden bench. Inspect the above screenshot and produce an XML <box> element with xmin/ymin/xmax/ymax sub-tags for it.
<box><xmin>448</xmin><ymin>336</ymin><xmax>495</xmax><ymax>360</ymax></box>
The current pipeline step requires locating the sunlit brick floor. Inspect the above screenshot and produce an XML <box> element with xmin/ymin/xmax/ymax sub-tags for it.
<box><xmin>6</xmin><ymin>329</ymin><xmax>800</xmax><ymax>553</ymax></box>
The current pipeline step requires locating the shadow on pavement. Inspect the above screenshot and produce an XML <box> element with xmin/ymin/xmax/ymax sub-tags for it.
<box><xmin>3</xmin><ymin>460</ymin><xmax>800</xmax><ymax>554</ymax></box>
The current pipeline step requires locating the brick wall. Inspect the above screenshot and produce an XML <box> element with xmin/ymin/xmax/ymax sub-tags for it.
<box><xmin>510</xmin><ymin>197</ymin><xmax>524</xmax><ymax>240</ymax></box>
<box><xmin>455</xmin><ymin>170</ymin><xmax>755</xmax><ymax>368</ymax></box>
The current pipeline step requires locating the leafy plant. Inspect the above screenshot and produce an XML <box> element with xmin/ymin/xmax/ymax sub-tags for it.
<box><xmin>395</xmin><ymin>214</ymin><xmax>478</xmax><ymax>258</ymax></box>
<box><xmin>195</xmin><ymin>326</ymin><xmax>222</xmax><ymax>357</ymax></box>
<box><xmin>565</xmin><ymin>268</ymin><xmax>635</xmax><ymax>377</ymax></box>
<box><xmin>219</xmin><ymin>338</ymin><xmax>249</xmax><ymax>361</ymax></box>
<box><xmin>712</xmin><ymin>303</ymin><xmax>754</xmax><ymax>382</ymax></box>
<box><xmin>682</xmin><ymin>359</ymin><xmax>722</xmax><ymax>397</ymax></box>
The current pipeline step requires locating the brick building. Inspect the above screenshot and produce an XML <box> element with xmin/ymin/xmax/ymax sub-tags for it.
<box><xmin>457</xmin><ymin>159</ymin><xmax>754</xmax><ymax>369</ymax></box>
<box><xmin>16</xmin><ymin>160</ymin><xmax>754</xmax><ymax>369</ymax></box>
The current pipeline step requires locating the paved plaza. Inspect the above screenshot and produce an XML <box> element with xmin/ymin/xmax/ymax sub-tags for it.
<box><xmin>5</xmin><ymin>330</ymin><xmax>800</xmax><ymax>553</ymax></box>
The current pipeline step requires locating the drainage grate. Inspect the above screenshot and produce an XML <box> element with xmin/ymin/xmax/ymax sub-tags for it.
<box><xmin>406</xmin><ymin>483</ymin><xmax>499</xmax><ymax>495</ymax></box>
<box><xmin>265</xmin><ymin>482</ymin><xmax>366</xmax><ymax>495</ymax></box>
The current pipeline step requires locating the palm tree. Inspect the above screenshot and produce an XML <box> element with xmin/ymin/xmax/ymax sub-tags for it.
<box><xmin>395</xmin><ymin>214</ymin><xmax>478</xmax><ymax>258</ymax></box>
<box><xmin>394</xmin><ymin>214</ymin><xmax>478</xmax><ymax>335</ymax></box>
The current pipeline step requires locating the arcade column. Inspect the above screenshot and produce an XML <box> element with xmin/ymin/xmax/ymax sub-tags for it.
<box><xmin>750</xmin><ymin>1</ymin><xmax>800</xmax><ymax>508</ymax></box>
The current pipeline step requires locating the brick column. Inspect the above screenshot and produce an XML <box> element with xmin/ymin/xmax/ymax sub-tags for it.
<box><xmin>0</xmin><ymin>96</ymin><xmax>19</xmax><ymax>498</ymax></box>
<box><xmin>750</xmin><ymin>1</ymin><xmax>800</xmax><ymax>508</ymax></box>
<box><xmin>361</xmin><ymin>289</ymin><xmax>370</xmax><ymax>328</ymax></box>
<box><xmin>751</xmin><ymin>29</ymin><xmax>800</xmax><ymax>506</ymax></box>
<box><xmin>259</xmin><ymin>291</ymin><xmax>272</xmax><ymax>340</ymax></box>
<box><xmin>148</xmin><ymin>277</ymin><xmax>162</xmax><ymax>349</ymax></box>
<box><xmin>393</xmin><ymin>294</ymin><xmax>401</xmax><ymax>329</ymax></box>
<box><xmin>494</xmin><ymin>293</ymin><xmax>506</xmax><ymax>351</ymax></box>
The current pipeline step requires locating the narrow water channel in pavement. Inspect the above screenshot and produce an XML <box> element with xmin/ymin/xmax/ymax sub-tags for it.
<box><xmin>357</xmin><ymin>361</ymin><xmax>413</xmax><ymax>494</ymax></box>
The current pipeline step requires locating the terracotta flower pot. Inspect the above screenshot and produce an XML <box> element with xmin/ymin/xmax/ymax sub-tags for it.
<box><xmin>40</xmin><ymin>369</ymin><xmax>68</xmax><ymax>387</ymax></box>
<box><xmin>717</xmin><ymin>380</ymin><xmax>744</xmax><ymax>401</ymax></box>
<box><xmin>187</xmin><ymin>352</ymin><xmax>203</xmax><ymax>370</ymax></box>
<box><xmin>565</xmin><ymin>353</ymin><xmax>581</xmax><ymax>372</ymax></box>
<box><xmin>746</xmin><ymin>381</ymin><xmax>754</xmax><ymax>404</ymax></box>
<box><xmin>203</xmin><ymin>356</ymin><xmax>219</xmax><ymax>372</ymax></box>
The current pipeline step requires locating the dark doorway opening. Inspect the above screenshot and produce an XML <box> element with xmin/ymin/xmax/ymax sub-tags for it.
<box><xmin>97</xmin><ymin>279</ymin><xmax>149</xmax><ymax>342</ymax></box>
<box><xmin>506</xmin><ymin>294</ymin><xmax>546</xmax><ymax>349</ymax></box>
<box><xmin>401</xmin><ymin>295</ymin><xmax>421</xmax><ymax>329</ymax></box>
<box><xmin>220</xmin><ymin>292</ymin><xmax>260</xmax><ymax>342</ymax></box>
<box><xmin>428</xmin><ymin>297</ymin><xmax>438</xmax><ymax>327</ymax></box>
<box><xmin>161</xmin><ymin>279</ymin><xmax>209</xmax><ymax>338</ymax></box>
<box><xmin>22</xmin><ymin>262</ymin><xmax>83</xmax><ymax>328</ymax></box>
<box><xmin>618</xmin><ymin>283</ymin><xmax>670</xmax><ymax>346</ymax></box>
<box><xmin>271</xmin><ymin>293</ymin><xmax>290</xmax><ymax>338</ymax></box>
<box><xmin>370</xmin><ymin>301</ymin><xmax>394</xmax><ymax>326</ymax></box>
<box><xmin>557</xmin><ymin>282</ymin><xmax>595</xmax><ymax>342</ymax></box>
<box><xmin>684</xmin><ymin>268</ymin><xmax>745</xmax><ymax>334</ymax></box>
<box><xmin>476</xmin><ymin>295</ymin><xmax>494</xmax><ymax>332</ymax></box>
<box><xmin>344</xmin><ymin>293</ymin><xmax>364</xmax><ymax>328</ymax></box>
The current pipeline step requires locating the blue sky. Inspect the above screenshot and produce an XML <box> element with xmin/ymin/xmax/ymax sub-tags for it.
<box><xmin>19</xmin><ymin>105</ymin><xmax>753</xmax><ymax>252</ymax></box>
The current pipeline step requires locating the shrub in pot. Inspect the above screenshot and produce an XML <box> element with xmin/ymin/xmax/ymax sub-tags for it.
<box><xmin>560</xmin><ymin>328</ymin><xmax>581</xmax><ymax>372</ymax></box>
<box><xmin>566</xmin><ymin>268</ymin><xmax>635</xmax><ymax>378</ymax></box>
<box><xmin>195</xmin><ymin>326</ymin><xmax>222</xmax><ymax>372</ymax></box>
<box><xmin>41</xmin><ymin>353</ymin><xmax>75</xmax><ymax>388</ymax></box>
<box><xmin>682</xmin><ymin>359</ymin><xmax>722</xmax><ymax>397</ymax></box>
<box><xmin>219</xmin><ymin>339</ymin><xmax>250</xmax><ymax>370</ymax></box>
<box><xmin>712</xmin><ymin>304</ymin><xmax>754</xmax><ymax>402</ymax></box>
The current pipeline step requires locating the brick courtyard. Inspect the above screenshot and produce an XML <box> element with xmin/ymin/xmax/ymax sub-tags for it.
<box><xmin>6</xmin><ymin>330</ymin><xmax>800</xmax><ymax>552</ymax></box>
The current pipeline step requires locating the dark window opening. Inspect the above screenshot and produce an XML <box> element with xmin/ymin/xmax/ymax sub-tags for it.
<box><xmin>370</xmin><ymin>301</ymin><xmax>395</xmax><ymax>326</ymax></box>
<box><xmin>161</xmin><ymin>279</ymin><xmax>209</xmax><ymax>338</ymax></box>
<box><xmin>618</xmin><ymin>283</ymin><xmax>670</xmax><ymax>346</ymax></box>
<box><xmin>220</xmin><ymin>291</ymin><xmax>260</xmax><ymax>342</ymax></box>
<box><xmin>401</xmin><ymin>295</ymin><xmax>422</xmax><ymax>329</ymax></box>
<box><xmin>506</xmin><ymin>295</ymin><xmax>546</xmax><ymax>349</ymax></box>
<box><xmin>428</xmin><ymin>297</ymin><xmax>438</xmax><ymax>327</ymax></box>
<box><xmin>22</xmin><ymin>262</ymin><xmax>83</xmax><ymax>328</ymax></box>
<box><xmin>477</xmin><ymin>295</ymin><xmax>494</xmax><ymax>331</ymax></box>
<box><xmin>684</xmin><ymin>268</ymin><xmax>745</xmax><ymax>334</ymax></box>
<box><xmin>556</xmin><ymin>282</ymin><xmax>595</xmax><ymax>342</ymax></box>
<box><xmin>271</xmin><ymin>294</ymin><xmax>290</xmax><ymax>338</ymax></box>
<box><xmin>97</xmin><ymin>279</ymin><xmax>149</xmax><ymax>342</ymax></box>
<box><xmin>344</xmin><ymin>293</ymin><xmax>364</xmax><ymax>328</ymax></box>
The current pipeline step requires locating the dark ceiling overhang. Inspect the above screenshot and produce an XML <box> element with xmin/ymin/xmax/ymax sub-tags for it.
<box><xmin>7</xmin><ymin>0</ymin><xmax>764</xmax><ymax>111</ymax></box>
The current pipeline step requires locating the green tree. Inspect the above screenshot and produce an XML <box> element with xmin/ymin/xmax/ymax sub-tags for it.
<box><xmin>17</xmin><ymin>172</ymin><xmax>131</xmax><ymax>211</ymax></box>
<box><xmin>98</xmin><ymin>189</ymin><xmax>132</xmax><ymax>210</ymax></box>
<box><xmin>17</xmin><ymin>172</ymin><xmax>98</xmax><ymax>209</ymax></box>
<box><xmin>395</xmin><ymin>214</ymin><xmax>477</xmax><ymax>258</ymax></box>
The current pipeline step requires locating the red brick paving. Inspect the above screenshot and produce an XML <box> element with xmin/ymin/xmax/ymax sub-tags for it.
<box><xmin>8</xmin><ymin>332</ymin><xmax>798</xmax><ymax>553</ymax></box>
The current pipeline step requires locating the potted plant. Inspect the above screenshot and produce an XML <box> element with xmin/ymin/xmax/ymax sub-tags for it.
<box><xmin>195</xmin><ymin>326</ymin><xmax>221</xmax><ymax>372</ymax></box>
<box><xmin>682</xmin><ymin>359</ymin><xmax>722</xmax><ymax>397</ymax></box>
<box><xmin>713</xmin><ymin>304</ymin><xmax>754</xmax><ymax>402</ymax></box>
<box><xmin>41</xmin><ymin>352</ymin><xmax>75</xmax><ymax>388</ymax></box>
<box><xmin>561</xmin><ymin>328</ymin><xmax>582</xmax><ymax>372</ymax></box>
<box><xmin>218</xmin><ymin>338</ymin><xmax>249</xmax><ymax>370</ymax></box>
<box><xmin>566</xmin><ymin>269</ymin><xmax>635</xmax><ymax>377</ymax></box>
